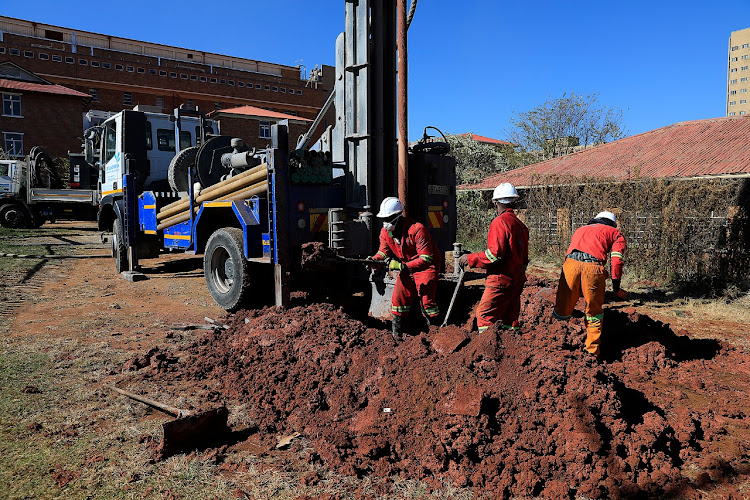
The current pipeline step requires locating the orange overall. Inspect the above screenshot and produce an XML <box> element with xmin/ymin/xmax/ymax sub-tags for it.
<box><xmin>553</xmin><ymin>222</ymin><xmax>626</xmax><ymax>356</ymax></box>
<box><xmin>372</xmin><ymin>217</ymin><xmax>440</xmax><ymax>319</ymax></box>
<box><xmin>467</xmin><ymin>209</ymin><xmax>529</xmax><ymax>332</ymax></box>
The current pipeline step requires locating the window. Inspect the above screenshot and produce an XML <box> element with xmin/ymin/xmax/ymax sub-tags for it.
<box><xmin>731</xmin><ymin>79</ymin><xmax>738</xmax><ymax>84</ymax></box>
<box><xmin>24</xmin><ymin>50</ymin><xmax>34</xmax><ymax>58</ymax></box>
<box><xmin>729</xmin><ymin>112</ymin><xmax>736</xmax><ymax>116</ymax></box>
<box><xmin>743</xmin><ymin>55</ymin><xmax>749</xmax><ymax>60</ymax></box>
<box><xmin>210</xmin><ymin>77</ymin><xmax>217</xmax><ymax>83</ymax></box>
<box><xmin>180</xmin><ymin>73</ymin><xmax>188</xmax><ymax>80</ymax></box>
<box><xmin>52</xmin><ymin>54</ymin><xmax>62</xmax><ymax>62</ymax></box>
<box><xmin>730</xmin><ymin>101</ymin><xmax>736</xmax><ymax>105</ymax></box>
<box><xmin>280</xmin><ymin>88</ymin><xmax>286</xmax><ymax>93</ymax></box>
<box><xmin>200</xmin><ymin>76</ymin><xmax>207</xmax><ymax>82</ymax></box>
<box><xmin>115</xmin><ymin>64</ymin><xmax>124</xmax><ymax>70</ymax></box>
<box><xmin>742</xmin><ymin>89</ymin><xmax>747</xmax><ymax>93</ymax></box>
<box><xmin>731</xmin><ymin>57</ymin><xmax>738</xmax><ymax>62</ymax></box>
<box><xmin>255</xmin><ymin>84</ymin><xmax>261</xmax><ymax>89</ymax></box>
<box><xmin>219</xmin><ymin>79</ymin><xmax>226</xmax><ymax>84</ymax></box>
<box><xmin>272</xmin><ymin>86</ymin><xmax>278</xmax><ymax>92</ymax></box>
<box><xmin>4</xmin><ymin>133</ymin><xmax>24</xmax><ymax>156</ymax></box>
<box><xmin>732</xmin><ymin>45</ymin><xmax>739</xmax><ymax>50</ymax></box>
<box><xmin>137</xmin><ymin>67</ymin><xmax>145</xmax><ymax>74</ymax></box>
<box><xmin>297</xmin><ymin>90</ymin><xmax>303</xmax><ymax>95</ymax></box>
<box><xmin>259</xmin><ymin>120</ymin><xmax>271</xmax><ymax>139</ymax></box>
<box><xmin>228</xmin><ymin>80</ymin><xmax>234</xmax><ymax>86</ymax></box>
<box><xmin>741</xmin><ymin>100</ymin><xmax>747</xmax><ymax>104</ymax></box>
<box><xmin>123</xmin><ymin>92</ymin><xmax>133</xmax><ymax>105</ymax></box>
<box><xmin>214</xmin><ymin>102</ymin><xmax>222</xmax><ymax>110</ymax></box>
<box><xmin>169</xmin><ymin>72</ymin><xmax>177</xmax><ymax>78</ymax></box>
<box><xmin>156</xmin><ymin>129</ymin><xmax>192</xmax><ymax>152</ymax></box>
<box><xmin>187</xmin><ymin>54</ymin><xmax>193</xmax><ymax>59</ymax></box>
<box><xmin>149</xmin><ymin>69</ymin><xmax>157</xmax><ymax>75</ymax></box>
<box><xmin>126</xmin><ymin>66</ymin><xmax>134</xmax><ymax>72</ymax></box>
<box><xmin>79</xmin><ymin>58</ymin><xmax>88</xmax><ymax>66</ymax></box>
<box><xmin>731</xmin><ymin>90</ymin><xmax>737</xmax><ymax>95</ymax></box>
<box><xmin>744</xmin><ymin>43</ymin><xmax>750</xmax><ymax>48</ymax></box>
<box><xmin>742</xmin><ymin>77</ymin><xmax>748</xmax><ymax>82</ymax></box>
<box><xmin>9</xmin><ymin>48</ymin><xmax>20</xmax><ymax>56</ymax></box>
<box><xmin>190</xmin><ymin>75</ymin><xmax>197</xmax><ymax>81</ymax></box>
<box><xmin>91</xmin><ymin>60</ymin><xmax>100</xmax><ymax>68</ymax></box>
<box><xmin>45</xmin><ymin>29</ymin><xmax>64</xmax><ymax>41</ymax></box>
<box><xmin>0</xmin><ymin>47</ymin><xmax>5</xmax><ymax>54</ymax></box>
<box><xmin>3</xmin><ymin>93</ymin><xmax>22</xmax><ymax>117</ymax></box>
<box><xmin>741</xmin><ymin>111</ymin><xmax>747</xmax><ymax>115</ymax></box>
<box><xmin>65</xmin><ymin>56</ymin><xmax>75</xmax><ymax>64</ymax></box>
<box><xmin>102</xmin><ymin>62</ymin><xmax>111</xmax><ymax>69</ymax></box>
<box><xmin>743</xmin><ymin>66</ymin><xmax>749</xmax><ymax>71</ymax></box>
<box><xmin>238</xmin><ymin>81</ymin><xmax>245</xmax><ymax>87</ymax></box>
<box><xmin>156</xmin><ymin>96</ymin><xmax>165</xmax><ymax>109</ymax></box>
<box><xmin>38</xmin><ymin>53</ymin><xmax>49</xmax><ymax>60</ymax></box>
<box><xmin>264</xmin><ymin>85</ymin><xmax>270</xmax><ymax>91</ymax></box>
<box><xmin>159</xmin><ymin>70</ymin><xmax>167</xmax><ymax>76</ymax></box>
<box><xmin>731</xmin><ymin>68</ymin><xmax>738</xmax><ymax>73</ymax></box>
<box><xmin>89</xmin><ymin>88</ymin><xmax>99</xmax><ymax>103</ymax></box>
<box><xmin>104</xmin><ymin>120</ymin><xmax>117</xmax><ymax>163</ymax></box>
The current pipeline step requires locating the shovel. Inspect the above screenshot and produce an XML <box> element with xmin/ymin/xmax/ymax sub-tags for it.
<box><xmin>107</xmin><ymin>385</ymin><xmax>230</xmax><ymax>459</ymax></box>
<box><xmin>441</xmin><ymin>268</ymin><xmax>466</xmax><ymax>327</ymax></box>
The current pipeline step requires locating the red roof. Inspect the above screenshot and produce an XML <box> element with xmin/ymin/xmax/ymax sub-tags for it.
<box><xmin>461</xmin><ymin>133</ymin><xmax>512</xmax><ymax>146</ymax></box>
<box><xmin>460</xmin><ymin>116</ymin><xmax>750</xmax><ymax>190</ymax></box>
<box><xmin>210</xmin><ymin>105</ymin><xmax>311</xmax><ymax>123</ymax></box>
<box><xmin>0</xmin><ymin>78</ymin><xmax>90</xmax><ymax>97</ymax></box>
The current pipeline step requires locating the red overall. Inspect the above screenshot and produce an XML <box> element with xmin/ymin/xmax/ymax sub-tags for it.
<box><xmin>372</xmin><ymin>217</ymin><xmax>440</xmax><ymax>319</ymax></box>
<box><xmin>553</xmin><ymin>222</ymin><xmax>626</xmax><ymax>356</ymax></box>
<box><xmin>467</xmin><ymin>209</ymin><xmax>529</xmax><ymax>331</ymax></box>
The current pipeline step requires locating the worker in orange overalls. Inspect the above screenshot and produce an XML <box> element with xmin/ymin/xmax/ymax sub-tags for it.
<box><xmin>371</xmin><ymin>197</ymin><xmax>441</xmax><ymax>340</ymax></box>
<box><xmin>458</xmin><ymin>183</ymin><xmax>529</xmax><ymax>332</ymax></box>
<box><xmin>552</xmin><ymin>211</ymin><xmax>627</xmax><ymax>357</ymax></box>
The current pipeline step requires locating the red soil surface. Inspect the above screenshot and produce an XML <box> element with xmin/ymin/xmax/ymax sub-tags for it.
<box><xmin>139</xmin><ymin>277</ymin><xmax>750</xmax><ymax>498</ymax></box>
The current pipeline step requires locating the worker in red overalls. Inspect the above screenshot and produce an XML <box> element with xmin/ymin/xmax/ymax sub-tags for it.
<box><xmin>458</xmin><ymin>183</ymin><xmax>529</xmax><ymax>332</ymax></box>
<box><xmin>371</xmin><ymin>197</ymin><xmax>441</xmax><ymax>340</ymax></box>
<box><xmin>552</xmin><ymin>211</ymin><xmax>627</xmax><ymax>357</ymax></box>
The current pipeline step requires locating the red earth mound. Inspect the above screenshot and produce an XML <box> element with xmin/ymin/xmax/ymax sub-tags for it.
<box><xmin>140</xmin><ymin>277</ymin><xmax>750</xmax><ymax>497</ymax></box>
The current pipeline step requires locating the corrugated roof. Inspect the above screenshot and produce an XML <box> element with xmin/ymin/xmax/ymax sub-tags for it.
<box><xmin>461</xmin><ymin>133</ymin><xmax>512</xmax><ymax>146</ymax></box>
<box><xmin>460</xmin><ymin>116</ymin><xmax>750</xmax><ymax>190</ymax></box>
<box><xmin>0</xmin><ymin>78</ymin><xmax>89</xmax><ymax>97</ymax></box>
<box><xmin>210</xmin><ymin>105</ymin><xmax>311</xmax><ymax>123</ymax></box>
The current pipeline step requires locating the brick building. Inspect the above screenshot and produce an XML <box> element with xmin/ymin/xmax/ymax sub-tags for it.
<box><xmin>728</xmin><ymin>27</ymin><xmax>750</xmax><ymax>117</ymax></box>
<box><xmin>1</xmin><ymin>61</ymin><xmax>89</xmax><ymax>157</ymax></box>
<box><xmin>0</xmin><ymin>15</ymin><xmax>333</xmax><ymax>155</ymax></box>
<box><xmin>209</xmin><ymin>105</ymin><xmax>312</xmax><ymax>151</ymax></box>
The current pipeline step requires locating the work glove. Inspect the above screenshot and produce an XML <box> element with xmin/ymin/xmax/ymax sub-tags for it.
<box><xmin>388</xmin><ymin>259</ymin><xmax>402</xmax><ymax>272</ymax></box>
<box><xmin>457</xmin><ymin>254</ymin><xmax>469</xmax><ymax>271</ymax></box>
<box><xmin>612</xmin><ymin>279</ymin><xmax>628</xmax><ymax>300</ymax></box>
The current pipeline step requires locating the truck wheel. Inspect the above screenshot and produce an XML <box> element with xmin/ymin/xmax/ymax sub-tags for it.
<box><xmin>168</xmin><ymin>146</ymin><xmax>198</xmax><ymax>193</ymax></box>
<box><xmin>204</xmin><ymin>228</ymin><xmax>251</xmax><ymax>311</ymax></box>
<box><xmin>112</xmin><ymin>221</ymin><xmax>128</xmax><ymax>273</ymax></box>
<box><xmin>0</xmin><ymin>204</ymin><xmax>30</xmax><ymax>229</ymax></box>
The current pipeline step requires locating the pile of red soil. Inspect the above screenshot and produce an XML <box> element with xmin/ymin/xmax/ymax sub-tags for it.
<box><xmin>147</xmin><ymin>277</ymin><xmax>750</xmax><ymax>497</ymax></box>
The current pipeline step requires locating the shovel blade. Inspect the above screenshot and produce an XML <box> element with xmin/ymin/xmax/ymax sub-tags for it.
<box><xmin>156</xmin><ymin>406</ymin><xmax>230</xmax><ymax>459</ymax></box>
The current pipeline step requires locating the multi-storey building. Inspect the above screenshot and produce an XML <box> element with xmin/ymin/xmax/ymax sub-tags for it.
<box><xmin>0</xmin><ymin>15</ymin><xmax>333</xmax><ymax>157</ymax></box>
<box><xmin>727</xmin><ymin>28</ymin><xmax>750</xmax><ymax>117</ymax></box>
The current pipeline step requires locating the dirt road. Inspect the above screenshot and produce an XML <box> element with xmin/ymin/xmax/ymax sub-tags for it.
<box><xmin>1</xmin><ymin>222</ymin><xmax>749</xmax><ymax>498</ymax></box>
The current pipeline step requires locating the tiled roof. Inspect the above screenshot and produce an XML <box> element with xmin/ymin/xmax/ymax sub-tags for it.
<box><xmin>460</xmin><ymin>116</ymin><xmax>750</xmax><ymax>190</ymax></box>
<box><xmin>210</xmin><ymin>105</ymin><xmax>311</xmax><ymax>123</ymax></box>
<box><xmin>461</xmin><ymin>133</ymin><xmax>512</xmax><ymax>146</ymax></box>
<box><xmin>0</xmin><ymin>78</ymin><xmax>90</xmax><ymax>97</ymax></box>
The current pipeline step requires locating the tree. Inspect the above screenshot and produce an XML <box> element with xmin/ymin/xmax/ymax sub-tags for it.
<box><xmin>507</xmin><ymin>93</ymin><xmax>625</xmax><ymax>161</ymax></box>
<box><xmin>446</xmin><ymin>133</ymin><xmax>531</xmax><ymax>185</ymax></box>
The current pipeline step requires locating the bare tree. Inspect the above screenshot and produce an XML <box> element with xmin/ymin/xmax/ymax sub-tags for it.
<box><xmin>507</xmin><ymin>93</ymin><xmax>625</xmax><ymax>161</ymax></box>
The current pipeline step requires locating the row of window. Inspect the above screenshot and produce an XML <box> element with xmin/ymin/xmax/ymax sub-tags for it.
<box><xmin>730</xmin><ymin>55</ymin><xmax>750</xmax><ymax>61</ymax></box>
<box><xmin>728</xmin><ymin>99</ymin><xmax>747</xmax><ymax>105</ymax></box>
<box><xmin>729</xmin><ymin>65</ymin><xmax>749</xmax><ymax>73</ymax></box>
<box><xmin>728</xmin><ymin>111</ymin><xmax>747</xmax><ymax>116</ymax></box>
<box><xmin>0</xmin><ymin>46</ymin><xmax>304</xmax><ymax>96</ymax></box>
<box><xmin>729</xmin><ymin>77</ymin><xmax>748</xmax><ymax>84</ymax></box>
<box><xmin>730</xmin><ymin>43</ymin><xmax>750</xmax><ymax>50</ymax></box>
<box><xmin>729</xmin><ymin>89</ymin><xmax>748</xmax><ymax>95</ymax></box>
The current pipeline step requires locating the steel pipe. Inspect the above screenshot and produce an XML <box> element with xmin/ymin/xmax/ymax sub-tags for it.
<box><xmin>397</xmin><ymin>0</ymin><xmax>409</xmax><ymax>216</ymax></box>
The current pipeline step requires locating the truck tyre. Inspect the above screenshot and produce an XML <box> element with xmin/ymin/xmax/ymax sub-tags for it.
<box><xmin>168</xmin><ymin>146</ymin><xmax>198</xmax><ymax>193</ymax></box>
<box><xmin>112</xmin><ymin>220</ymin><xmax>128</xmax><ymax>273</ymax></box>
<box><xmin>204</xmin><ymin>227</ymin><xmax>251</xmax><ymax>311</ymax></box>
<box><xmin>0</xmin><ymin>203</ymin><xmax>30</xmax><ymax>229</ymax></box>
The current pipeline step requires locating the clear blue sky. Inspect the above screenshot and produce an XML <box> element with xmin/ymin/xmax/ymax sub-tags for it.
<box><xmin>5</xmin><ymin>0</ymin><xmax>749</xmax><ymax>141</ymax></box>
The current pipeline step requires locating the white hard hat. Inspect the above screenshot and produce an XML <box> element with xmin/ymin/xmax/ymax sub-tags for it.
<box><xmin>492</xmin><ymin>183</ymin><xmax>519</xmax><ymax>204</ymax></box>
<box><xmin>376</xmin><ymin>197</ymin><xmax>404</xmax><ymax>218</ymax></box>
<box><xmin>595</xmin><ymin>211</ymin><xmax>617</xmax><ymax>224</ymax></box>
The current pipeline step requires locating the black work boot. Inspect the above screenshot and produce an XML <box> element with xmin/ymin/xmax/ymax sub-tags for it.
<box><xmin>391</xmin><ymin>315</ymin><xmax>405</xmax><ymax>342</ymax></box>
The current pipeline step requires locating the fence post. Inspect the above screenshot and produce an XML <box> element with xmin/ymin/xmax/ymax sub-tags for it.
<box><xmin>557</xmin><ymin>208</ymin><xmax>571</xmax><ymax>246</ymax></box>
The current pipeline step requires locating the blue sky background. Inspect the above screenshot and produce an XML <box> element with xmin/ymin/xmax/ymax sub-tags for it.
<box><xmin>4</xmin><ymin>0</ymin><xmax>750</xmax><ymax>141</ymax></box>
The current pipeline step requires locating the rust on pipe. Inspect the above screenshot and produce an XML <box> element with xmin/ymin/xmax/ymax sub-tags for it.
<box><xmin>397</xmin><ymin>0</ymin><xmax>409</xmax><ymax>216</ymax></box>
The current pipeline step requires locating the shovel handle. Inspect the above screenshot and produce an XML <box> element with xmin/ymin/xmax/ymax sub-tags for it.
<box><xmin>107</xmin><ymin>385</ymin><xmax>190</xmax><ymax>418</ymax></box>
<box><xmin>441</xmin><ymin>268</ymin><xmax>466</xmax><ymax>327</ymax></box>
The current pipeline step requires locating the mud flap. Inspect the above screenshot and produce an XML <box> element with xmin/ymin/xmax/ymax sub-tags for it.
<box><xmin>369</xmin><ymin>268</ymin><xmax>396</xmax><ymax>320</ymax></box>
